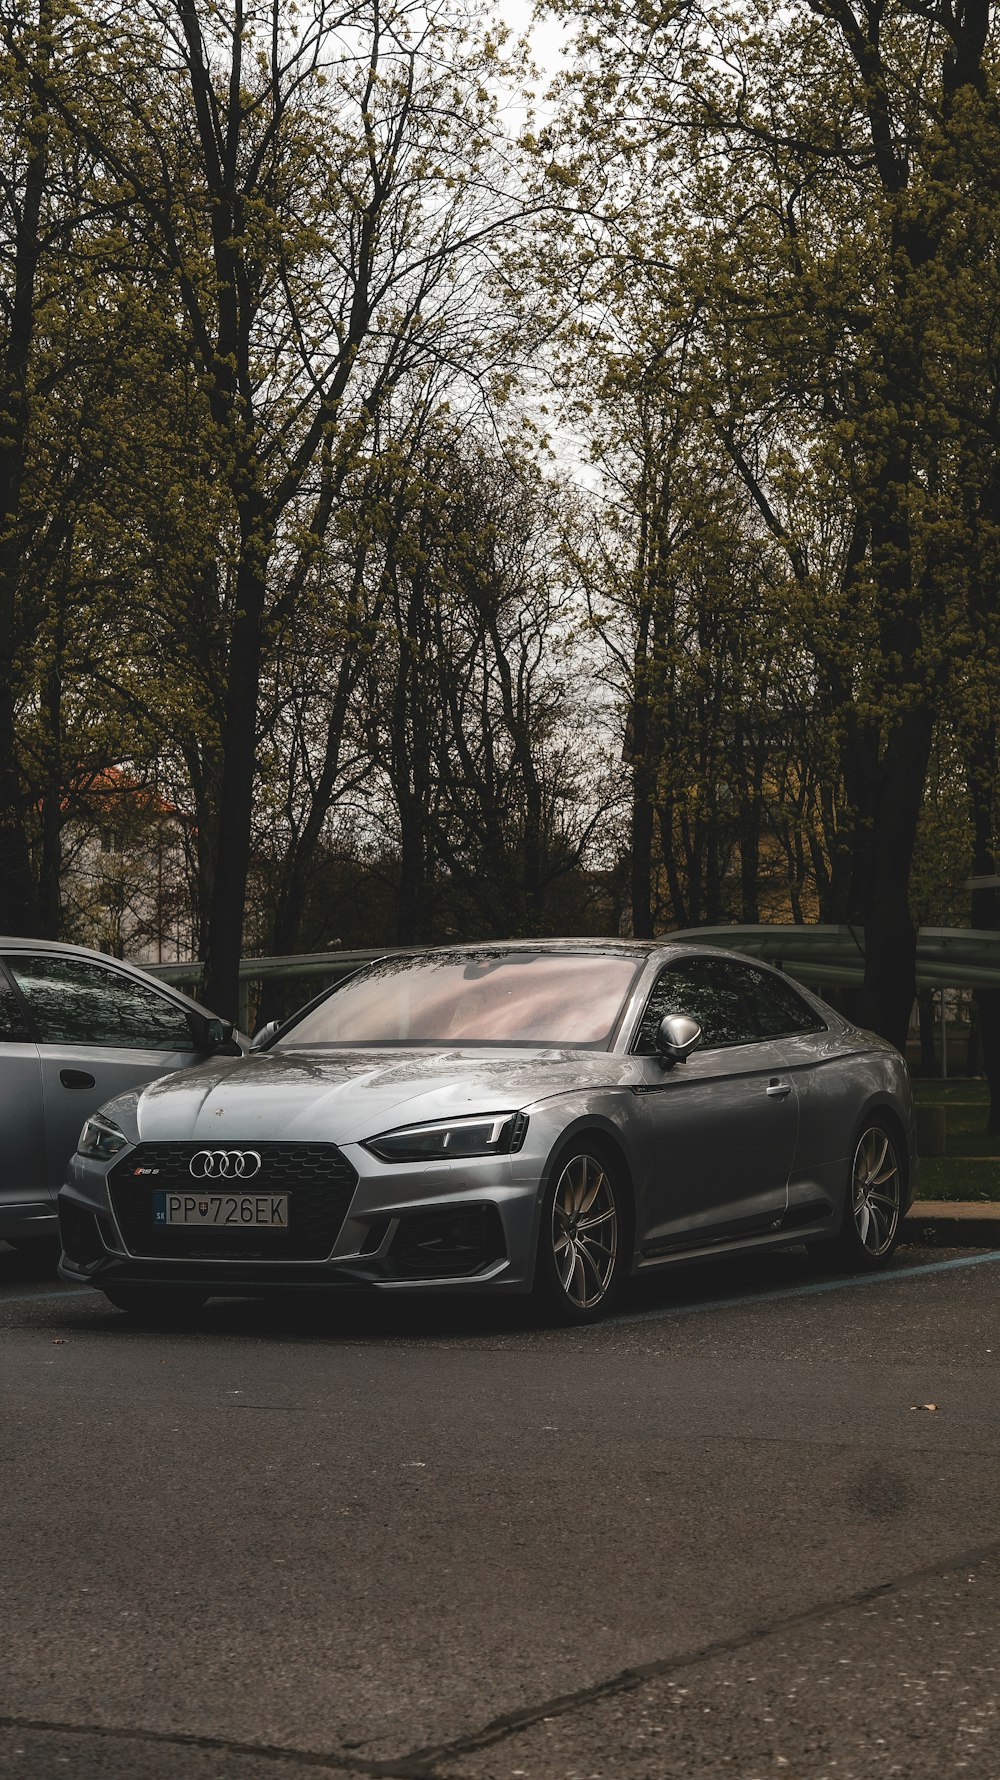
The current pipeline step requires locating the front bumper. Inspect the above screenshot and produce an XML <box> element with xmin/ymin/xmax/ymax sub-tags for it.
<box><xmin>58</xmin><ymin>1138</ymin><xmax>544</xmax><ymax>1296</ymax></box>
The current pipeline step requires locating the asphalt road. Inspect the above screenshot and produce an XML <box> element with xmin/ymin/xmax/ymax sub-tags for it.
<box><xmin>3</xmin><ymin>1240</ymin><xmax>1000</xmax><ymax>1780</ymax></box>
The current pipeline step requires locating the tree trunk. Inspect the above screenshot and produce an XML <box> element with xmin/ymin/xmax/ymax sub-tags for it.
<box><xmin>0</xmin><ymin>709</ymin><xmax>36</xmax><ymax>933</ymax></box>
<box><xmin>201</xmin><ymin>539</ymin><xmax>267</xmax><ymax>1019</ymax></box>
<box><xmin>396</xmin><ymin>799</ymin><xmax>430</xmax><ymax>944</ymax></box>
<box><xmin>182</xmin><ymin>739</ymin><xmax>223</xmax><ymax>958</ymax></box>
<box><xmin>36</xmin><ymin>789</ymin><xmax>62</xmax><ymax>938</ymax></box>
<box><xmin>965</xmin><ymin>999</ymin><xmax>981</xmax><ymax>1078</ymax></box>
<box><xmin>855</xmin><ymin>708</ymin><xmax>933</xmax><ymax>1051</ymax></box>
<box><xmin>0</xmin><ymin>0</ymin><xmax>53</xmax><ymax>935</ymax></box>
<box><xmin>971</xmin><ymin>864</ymin><xmax>1000</xmax><ymax>1133</ymax></box>
<box><xmin>978</xmin><ymin>992</ymin><xmax>1000</xmax><ymax>1134</ymax></box>
<box><xmin>629</xmin><ymin>782</ymin><xmax>654</xmax><ymax>937</ymax></box>
<box><xmin>917</xmin><ymin>987</ymin><xmax>937</xmax><ymax>1076</ymax></box>
<box><xmin>966</xmin><ymin>718</ymin><xmax>1000</xmax><ymax>1125</ymax></box>
<box><xmin>739</xmin><ymin>803</ymin><xmax>761</xmax><ymax>924</ymax></box>
<box><xmin>624</xmin><ymin>640</ymin><xmax>656</xmax><ymax>937</ymax></box>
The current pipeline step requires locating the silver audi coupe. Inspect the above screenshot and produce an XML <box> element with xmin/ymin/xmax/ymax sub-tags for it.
<box><xmin>58</xmin><ymin>941</ymin><xmax>917</xmax><ymax>1323</ymax></box>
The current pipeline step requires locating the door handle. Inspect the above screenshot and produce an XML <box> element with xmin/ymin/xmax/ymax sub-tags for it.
<box><xmin>766</xmin><ymin>1079</ymin><xmax>792</xmax><ymax>1099</ymax></box>
<box><xmin>60</xmin><ymin>1068</ymin><xmax>96</xmax><ymax>1089</ymax></box>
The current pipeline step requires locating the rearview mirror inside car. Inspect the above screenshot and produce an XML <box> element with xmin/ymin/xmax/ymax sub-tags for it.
<box><xmin>250</xmin><ymin>1020</ymin><xmax>281</xmax><ymax>1051</ymax></box>
<box><xmin>655</xmin><ymin>1012</ymin><xmax>702</xmax><ymax>1068</ymax></box>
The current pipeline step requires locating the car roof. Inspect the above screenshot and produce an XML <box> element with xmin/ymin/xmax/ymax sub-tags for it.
<box><xmin>362</xmin><ymin>939</ymin><xmax>824</xmax><ymax>985</ymax></box>
<box><xmin>363</xmin><ymin>938</ymin><xmax>770</xmax><ymax>968</ymax></box>
<box><xmin>0</xmin><ymin>935</ymin><xmax>147</xmax><ymax>957</ymax></box>
<box><xmin>0</xmin><ymin>935</ymin><xmax>180</xmax><ymax>970</ymax></box>
<box><xmin>381</xmin><ymin>938</ymin><xmax>663</xmax><ymax>952</ymax></box>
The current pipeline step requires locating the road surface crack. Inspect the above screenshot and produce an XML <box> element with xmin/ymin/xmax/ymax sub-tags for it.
<box><xmin>0</xmin><ymin>1715</ymin><xmax>431</xmax><ymax>1778</ymax></box>
<box><xmin>5</xmin><ymin>1536</ymin><xmax>1000</xmax><ymax>1780</ymax></box>
<box><xmin>404</xmin><ymin>1532</ymin><xmax>1000</xmax><ymax>1772</ymax></box>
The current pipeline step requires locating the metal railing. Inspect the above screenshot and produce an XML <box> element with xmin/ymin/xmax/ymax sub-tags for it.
<box><xmin>143</xmin><ymin>948</ymin><xmax>393</xmax><ymax>1032</ymax></box>
<box><xmin>140</xmin><ymin>925</ymin><xmax>1000</xmax><ymax>1036</ymax></box>
<box><xmin>667</xmin><ymin>924</ymin><xmax>1000</xmax><ymax>991</ymax></box>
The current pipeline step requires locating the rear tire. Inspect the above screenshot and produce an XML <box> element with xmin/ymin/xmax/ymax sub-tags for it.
<box><xmin>101</xmin><ymin>1284</ymin><xmax>207</xmax><ymax>1323</ymax></box>
<box><xmin>811</xmin><ymin>1121</ymin><xmax>904</xmax><ymax>1272</ymax></box>
<box><xmin>533</xmin><ymin>1143</ymin><xmax>628</xmax><ymax>1324</ymax></box>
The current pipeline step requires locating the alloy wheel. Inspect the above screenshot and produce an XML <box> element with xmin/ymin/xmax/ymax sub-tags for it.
<box><xmin>550</xmin><ymin>1152</ymin><xmax>619</xmax><ymax>1310</ymax></box>
<box><xmin>851</xmin><ymin>1126</ymin><xmax>901</xmax><ymax>1257</ymax></box>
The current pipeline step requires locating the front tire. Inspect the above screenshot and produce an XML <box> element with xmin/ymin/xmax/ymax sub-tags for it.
<box><xmin>815</xmin><ymin>1121</ymin><xmax>905</xmax><ymax>1272</ymax></box>
<box><xmin>533</xmin><ymin>1144</ymin><xmax>628</xmax><ymax>1324</ymax></box>
<box><xmin>101</xmin><ymin>1284</ymin><xmax>208</xmax><ymax>1324</ymax></box>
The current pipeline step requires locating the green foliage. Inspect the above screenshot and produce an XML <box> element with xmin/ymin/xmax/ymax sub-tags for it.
<box><xmin>5</xmin><ymin>0</ymin><xmax>1000</xmax><ymax>1011</ymax></box>
<box><xmin>0</xmin><ymin>0</ymin><xmax>555</xmax><ymax>987</ymax></box>
<box><xmin>520</xmin><ymin>0</ymin><xmax>1000</xmax><ymax>1038</ymax></box>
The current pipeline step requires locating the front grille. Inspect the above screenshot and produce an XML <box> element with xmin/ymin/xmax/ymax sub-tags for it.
<box><xmin>108</xmin><ymin>1143</ymin><xmax>358</xmax><ymax>1261</ymax></box>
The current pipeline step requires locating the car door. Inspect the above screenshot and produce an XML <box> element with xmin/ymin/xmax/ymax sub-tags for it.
<box><xmin>0</xmin><ymin>963</ymin><xmax>45</xmax><ymax>1216</ymax></box>
<box><xmin>631</xmin><ymin>954</ymin><xmax>799</xmax><ymax>1253</ymax></box>
<box><xmin>746</xmin><ymin>967</ymin><xmax>856</xmax><ymax>1225</ymax></box>
<box><xmin>3</xmin><ymin>951</ymin><xmax>206</xmax><ymax>1197</ymax></box>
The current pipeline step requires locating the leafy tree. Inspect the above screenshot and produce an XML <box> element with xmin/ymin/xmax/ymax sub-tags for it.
<box><xmin>7</xmin><ymin>0</ymin><xmax>530</xmax><ymax>1015</ymax></box>
<box><xmin>361</xmin><ymin>424</ymin><xmax>612</xmax><ymax>941</ymax></box>
<box><xmin>538</xmin><ymin>0</ymin><xmax>1000</xmax><ymax>1048</ymax></box>
<box><xmin>0</xmin><ymin>0</ymin><xmax>78</xmax><ymax>931</ymax></box>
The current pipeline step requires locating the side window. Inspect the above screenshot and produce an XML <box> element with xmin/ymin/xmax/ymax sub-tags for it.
<box><xmin>633</xmin><ymin>957</ymin><xmax>760</xmax><ymax>1053</ymax></box>
<box><xmin>5</xmin><ymin>954</ymin><xmax>196</xmax><ymax>1052</ymax></box>
<box><xmin>741</xmin><ymin>965</ymin><xmax>826</xmax><ymax>1038</ymax></box>
<box><xmin>0</xmin><ymin>968</ymin><xmax>30</xmax><ymax>1041</ymax></box>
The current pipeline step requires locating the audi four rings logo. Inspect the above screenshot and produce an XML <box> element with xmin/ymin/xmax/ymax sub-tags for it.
<box><xmin>188</xmin><ymin>1149</ymin><xmax>262</xmax><ymax>1179</ymax></box>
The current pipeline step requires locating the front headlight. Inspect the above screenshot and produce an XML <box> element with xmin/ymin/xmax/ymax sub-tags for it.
<box><xmin>77</xmin><ymin>1113</ymin><xmax>129</xmax><ymax>1161</ymax></box>
<box><xmin>362</xmin><ymin>1111</ymin><xmax>529</xmax><ymax>1163</ymax></box>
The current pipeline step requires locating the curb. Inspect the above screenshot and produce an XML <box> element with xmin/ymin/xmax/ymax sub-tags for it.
<box><xmin>903</xmin><ymin>1199</ymin><xmax>1000</xmax><ymax>1249</ymax></box>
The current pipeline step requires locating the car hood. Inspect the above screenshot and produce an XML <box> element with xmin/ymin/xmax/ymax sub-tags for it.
<box><xmin>124</xmin><ymin>1046</ymin><xmax>639</xmax><ymax>1146</ymax></box>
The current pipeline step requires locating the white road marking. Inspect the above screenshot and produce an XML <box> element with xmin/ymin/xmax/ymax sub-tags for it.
<box><xmin>613</xmin><ymin>1249</ymin><xmax>1000</xmax><ymax>1325</ymax></box>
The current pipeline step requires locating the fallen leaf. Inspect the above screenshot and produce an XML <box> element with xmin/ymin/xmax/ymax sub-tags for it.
<box><xmin>51</xmin><ymin>1338</ymin><xmax>68</xmax><ymax>1346</ymax></box>
<box><xmin>910</xmin><ymin>1403</ymin><xmax>938</xmax><ymax>1412</ymax></box>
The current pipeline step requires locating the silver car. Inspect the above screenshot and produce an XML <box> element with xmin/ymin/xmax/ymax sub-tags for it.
<box><xmin>57</xmin><ymin>941</ymin><xmax>917</xmax><ymax>1323</ymax></box>
<box><xmin>1</xmin><ymin>937</ymin><xmax>243</xmax><ymax>1253</ymax></box>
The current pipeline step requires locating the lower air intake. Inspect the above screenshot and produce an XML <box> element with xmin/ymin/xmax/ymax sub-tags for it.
<box><xmin>386</xmin><ymin>1204</ymin><xmax>507</xmax><ymax>1279</ymax></box>
<box><xmin>58</xmin><ymin>1199</ymin><xmax>106</xmax><ymax>1267</ymax></box>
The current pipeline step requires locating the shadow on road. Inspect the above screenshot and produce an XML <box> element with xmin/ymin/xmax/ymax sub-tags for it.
<box><xmin>0</xmin><ymin>1237</ymin><xmax>61</xmax><ymax>1283</ymax></box>
<box><xmin>2</xmin><ymin>1235</ymin><xmax>948</xmax><ymax>1344</ymax></box>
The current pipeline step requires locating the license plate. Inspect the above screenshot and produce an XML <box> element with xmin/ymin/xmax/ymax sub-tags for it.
<box><xmin>153</xmin><ymin>1191</ymin><xmax>289</xmax><ymax>1229</ymax></box>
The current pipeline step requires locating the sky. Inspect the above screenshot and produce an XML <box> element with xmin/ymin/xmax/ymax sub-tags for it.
<box><xmin>491</xmin><ymin>0</ymin><xmax>569</xmax><ymax>99</ymax></box>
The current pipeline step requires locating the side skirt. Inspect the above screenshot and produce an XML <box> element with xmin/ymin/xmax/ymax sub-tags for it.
<box><xmin>634</xmin><ymin>1215</ymin><xmax>838</xmax><ymax>1274</ymax></box>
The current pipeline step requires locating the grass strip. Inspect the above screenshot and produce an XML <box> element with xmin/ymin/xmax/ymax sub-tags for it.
<box><xmin>917</xmin><ymin>1157</ymin><xmax>1000</xmax><ymax>1202</ymax></box>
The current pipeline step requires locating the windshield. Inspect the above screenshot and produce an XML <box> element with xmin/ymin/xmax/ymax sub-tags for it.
<box><xmin>275</xmin><ymin>951</ymin><xmax>642</xmax><ymax>1049</ymax></box>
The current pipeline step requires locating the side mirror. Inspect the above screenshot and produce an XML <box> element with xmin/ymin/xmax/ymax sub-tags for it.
<box><xmin>204</xmin><ymin>1016</ymin><xmax>243</xmax><ymax>1056</ymax></box>
<box><xmin>655</xmin><ymin>1012</ymin><xmax>702</xmax><ymax>1068</ymax></box>
<box><xmin>250</xmin><ymin>1019</ymin><xmax>281</xmax><ymax>1052</ymax></box>
<box><xmin>189</xmin><ymin>1012</ymin><xmax>242</xmax><ymax>1055</ymax></box>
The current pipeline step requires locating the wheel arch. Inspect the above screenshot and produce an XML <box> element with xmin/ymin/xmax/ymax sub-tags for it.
<box><xmin>534</xmin><ymin>1117</ymin><xmax>639</xmax><ymax>1273</ymax></box>
<box><xmin>809</xmin><ymin>1095</ymin><xmax>911</xmax><ymax>1266</ymax></box>
<box><xmin>821</xmin><ymin>1097</ymin><xmax>911</xmax><ymax>1244</ymax></box>
<box><xmin>852</xmin><ymin>1098</ymin><xmax>912</xmax><ymax>1199</ymax></box>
